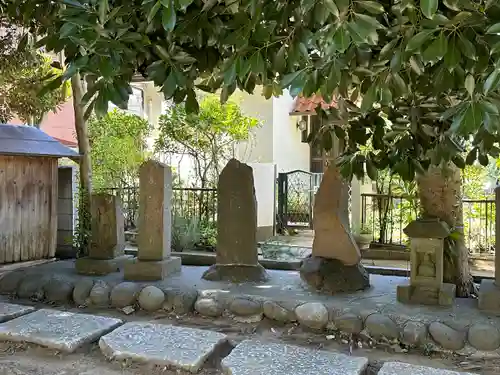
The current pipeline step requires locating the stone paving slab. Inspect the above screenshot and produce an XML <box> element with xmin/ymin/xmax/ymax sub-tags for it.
<box><xmin>0</xmin><ymin>309</ymin><xmax>123</xmax><ymax>352</ymax></box>
<box><xmin>0</xmin><ymin>302</ymin><xmax>35</xmax><ymax>323</ymax></box>
<box><xmin>221</xmin><ymin>339</ymin><xmax>368</xmax><ymax>375</ymax></box>
<box><xmin>99</xmin><ymin>322</ymin><xmax>227</xmax><ymax>373</ymax></box>
<box><xmin>379</xmin><ymin>362</ymin><xmax>477</xmax><ymax>375</ymax></box>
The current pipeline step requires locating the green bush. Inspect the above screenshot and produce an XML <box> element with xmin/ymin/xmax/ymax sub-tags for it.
<box><xmin>171</xmin><ymin>215</ymin><xmax>202</xmax><ymax>252</ymax></box>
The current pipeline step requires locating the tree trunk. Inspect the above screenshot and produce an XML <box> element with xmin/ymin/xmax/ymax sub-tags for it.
<box><xmin>416</xmin><ymin>164</ymin><xmax>473</xmax><ymax>297</ymax></box>
<box><xmin>71</xmin><ymin>73</ymin><xmax>92</xmax><ymax>257</ymax></box>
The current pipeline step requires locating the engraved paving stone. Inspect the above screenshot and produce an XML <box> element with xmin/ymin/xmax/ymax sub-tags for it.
<box><xmin>0</xmin><ymin>309</ymin><xmax>123</xmax><ymax>352</ymax></box>
<box><xmin>0</xmin><ymin>302</ymin><xmax>35</xmax><ymax>323</ymax></box>
<box><xmin>222</xmin><ymin>340</ymin><xmax>368</xmax><ymax>375</ymax></box>
<box><xmin>379</xmin><ymin>362</ymin><xmax>477</xmax><ymax>375</ymax></box>
<box><xmin>99</xmin><ymin>322</ymin><xmax>227</xmax><ymax>373</ymax></box>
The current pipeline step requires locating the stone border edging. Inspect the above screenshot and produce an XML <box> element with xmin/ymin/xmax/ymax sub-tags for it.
<box><xmin>0</xmin><ymin>271</ymin><xmax>499</xmax><ymax>356</ymax></box>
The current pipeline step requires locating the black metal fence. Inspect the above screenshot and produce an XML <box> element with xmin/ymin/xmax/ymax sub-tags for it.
<box><xmin>361</xmin><ymin>193</ymin><xmax>495</xmax><ymax>254</ymax></box>
<box><xmin>100</xmin><ymin>186</ymin><xmax>217</xmax><ymax>231</ymax></box>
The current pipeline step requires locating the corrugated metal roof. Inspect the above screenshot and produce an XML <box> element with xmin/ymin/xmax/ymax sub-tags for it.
<box><xmin>0</xmin><ymin>124</ymin><xmax>80</xmax><ymax>158</ymax></box>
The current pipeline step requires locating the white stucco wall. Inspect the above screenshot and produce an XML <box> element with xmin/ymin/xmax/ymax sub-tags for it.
<box><xmin>272</xmin><ymin>91</ymin><xmax>310</xmax><ymax>173</ymax></box>
<box><xmin>234</xmin><ymin>88</ymin><xmax>274</xmax><ymax>164</ymax></box>
<box><xmin>248</xmin><ymin>163</ymin><xmax>276</xmax><ymax>229</ymax></box>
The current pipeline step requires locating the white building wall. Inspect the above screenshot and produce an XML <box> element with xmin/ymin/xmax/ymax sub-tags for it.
<box><xmin>234</xmin><ymin>88</ymin><xmax>274</xmax><ymax>164</ymax></box>
<box><xmin>272</xmin><ymin>91</ymin><xmax>310</xmax><ymax>173</ymax></box>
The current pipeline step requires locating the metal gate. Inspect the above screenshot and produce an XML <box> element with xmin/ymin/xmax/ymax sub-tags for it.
<box><xmin>277</xmin><ymin>170</ymin><xmax>316</xmax><ymax>232</ymax></box>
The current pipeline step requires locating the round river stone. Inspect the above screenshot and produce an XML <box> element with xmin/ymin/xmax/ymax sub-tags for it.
<box><xmin>365</xmin><ymin>314</ymin><xmax>400</xmax><ymax>339</ymax></box>
<box><xmin>110</xmin><ymin>282</ymin><xmax>140</xmax><ymax>308</ymax></box>
<box><xmin>195</xmin><ymin>298</ymin><xmax>223</xmax><ymax>317</ymax></box>
<box><xmin>429</xmin><ymin>321</ymin><xmax>465</xmax><ymax>350</ymax></box>
<box><xmin>295</xmin><ymin>302</ymin><xmax>329</xmax><ymax>330</ymax></box>
<box><xmin>73</xmin><ymin>278</ymin><xmax>95</xmax><ymax>306</ymax></box>
<box><xmin>89</xmin><ymin>281</ymin><xmax>112</xmax><ymax>307</ymax></box>
<box><xmin>138</xmin><ymin>286</ymin><xmax>165</xmax><ymax>311</ymax></box>
<box><xmin>467</xmin><ymin>323</ymin><xmax>500</xmax><ymax>351</ymax></box>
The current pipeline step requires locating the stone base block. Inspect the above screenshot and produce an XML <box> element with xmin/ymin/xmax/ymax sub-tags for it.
<box><xmin>478</xmin><ymin>279</ymin><xmax>500</xmax><ymax>313</ymax></box>
<box><xmin>124</xmin><ymin>257</ymin><xmax>181</xmax><ymax>281</ymax></box>
<box><xmin>202</xmin><ymin>264</ymin><xmax>269</xmax><ymax>283</ymax></box>
<box><xmin>76</xmin><ymin>255</ymin><xmax>132</xmax><ymax>276</ymax></box>
<box><xmin>299</xmin><ymin>256</ymin><xmax>370</xmax><ymax>294</ymax></box>
<box><xmin>397</xmin><ymin>283</ymin><xmax>455</xmax><ymax>306</ymax></box>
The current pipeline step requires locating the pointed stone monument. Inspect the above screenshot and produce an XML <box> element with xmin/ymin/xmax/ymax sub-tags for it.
<box><xmin>124</xmin><ymin>160</ymin><xmax>181</xmax><ymax>281</ymax></box>
<box><xmin>202</xmin><ymin>159</ymin><xmax>269</xmax><ymax>282</ymax></box>
<box><xmin>300</xmin><ymin>164</ymin><xmax>369</xmax><ymax>293</ymax></box>
<box><xmin>75</xmin><ymin>193</ymin><xmax>129</xmax><ymax>275</ymax></box>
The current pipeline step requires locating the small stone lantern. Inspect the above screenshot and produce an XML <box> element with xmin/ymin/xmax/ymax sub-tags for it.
<box><xmin>397</xmin><ymin>218</ymin><xmax>455</xmax><ymax>306</ymax></box>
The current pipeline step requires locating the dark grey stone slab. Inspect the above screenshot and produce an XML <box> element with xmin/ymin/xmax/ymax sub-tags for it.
<box><xmin>0</xmin><ymin>309</ymin><xmax>123</xmax><ymax>352</ymax></box>
<box><xmin>379</xmin><ymin>362</ymin><xmax>477</xmax><ymax>375</ymax></box>
<box><xmin>0</xmin><ymin>303</ymin><xmax>35</xmax><ymax>323</ymax></box>
<box><xmin>99</xmin><ymin>322</ymin><xmax>227</xmax><ymax>373</ymax></box>
<box><xmin>222</xmin><ymin>340</ymin><xmax>368</xmax><ymax>375</ymax></box>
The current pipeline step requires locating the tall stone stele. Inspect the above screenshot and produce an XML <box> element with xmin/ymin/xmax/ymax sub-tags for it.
<box><xmin>300</xmin><ymin>164</ymin><xmax>370</xmax><ymax>294</ymax></box>
<box><xmin>124</xmin><ymin>160</ymin><xmax>181</xmax><ymax>281</ymax></box>
<box><xmin>202</xmin><ymin>159</ymin><xmax>269</xmax><ymax>282</ymax></box>
<box><xmin>75</xmin><ymin>193</ymin><xmax>128</xmax><ymax>275</ymax></box>
<box><xmin>478</xmin><ymin>185</ymin><xmax>500</xmax><ymax>312</ymax></box>
<box><xmin>397</xmin><ymin>218</ymin><xmax>455</xmax><ymax>306</ymax></box>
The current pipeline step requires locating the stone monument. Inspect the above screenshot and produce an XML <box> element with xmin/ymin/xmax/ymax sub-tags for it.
<box><xmin>124</xmin><ymin>160</ymin><xmax>181</xmax><ymax>281</ymax></box>
<box><xmin>75</xmin><ymin>193</ymin><xmax>128</xmax><ymax>275</ymax></box>
<box><xmin>478</xmin><ymin>185</ymin><xmax>500</xmax><ymax>312</ymax></box>
<box><xmin>300</xmin><ymin>164</ymin><xmax>370</xmax><ymax>293</ymax></box>
<box><xmin>202</xmin><ymin>159</ymin><xmax>269</xmax><ymax>282</ymax></box>
<box><xmin>397</xmin><ymin>218</ymin><xmax>455</xmax><ymax>306</ymax></box>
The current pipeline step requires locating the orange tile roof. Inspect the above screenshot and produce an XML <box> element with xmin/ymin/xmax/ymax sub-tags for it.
<box><xmin>290</xmin><ymin>94</ymin><xmax>337</xmax><ymax>115</ymax></box>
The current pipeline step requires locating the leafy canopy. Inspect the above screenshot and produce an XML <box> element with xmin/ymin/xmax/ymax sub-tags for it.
<box><xmin>4</xmin><ymin>0</ymin><xmax>500</xmax><ymax>178</ymax></box>
<box><xmin>155</xmin><ymin>95</ymin><xmax>259</xmax><ymax>187</ymax></box>
<box><xmin>89</xmin><ymin>108</ymin><xmax>150</xmax><ymax>190</ymax></box>
<box><xmin>0</xmin><ymin>21</ymin><xmax>67</xmax><ymax>124</ymax></box>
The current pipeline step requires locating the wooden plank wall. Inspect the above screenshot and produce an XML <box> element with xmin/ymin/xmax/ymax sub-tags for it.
<box><xmin>0</xmin><ymin>155</ymin><xmax>58</xmax><ymax>263</ymax></box>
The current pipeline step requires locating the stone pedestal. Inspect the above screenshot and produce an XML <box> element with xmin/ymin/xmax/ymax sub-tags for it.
<box><xmin>76</xmin><ymin>193</ymin><xmax>128</xmax><ymax>276</ymax></box>
<box><xmin>299</xmin><ymin>164</ymin><xmax>369</xmax><ymax>293</ymax></box>
<box><xmin>202</xmin><ymin>159</ymin><xmax>268</xmax><ymax>282</ymax></box>
<box><xmin>396</xmin><ymin>219</ymin><xmax>455</xmax><ymax>306</ymax></box>
<box><xmin>124</xmin><ymin>161</ymin><xmax>181</xmax><ymax>281</ymax></box>
<box><xmin>479</xmin><ymin>185</ymin><xmax>500</xmax><ymax>312</ymax></box>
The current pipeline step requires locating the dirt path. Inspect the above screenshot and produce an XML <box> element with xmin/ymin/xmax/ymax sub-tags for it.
<box><xmin>0</xmin><ymin>302</ymin><xmax>495</xmax><ymax>375</ymax></box>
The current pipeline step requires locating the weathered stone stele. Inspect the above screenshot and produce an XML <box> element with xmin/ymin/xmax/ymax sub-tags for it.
<box><xmin>124</xmin><ymin>160</ymin><xmax>181</xmax><ymax>281</ymax></box>
<box><xmin>397</xmin><ymin>218</ymin><xmax>455</xmax><ymax>306</ymax></box>
<box><xmin>311</xmin><ymin>164</ymin><xmax>360</xmax><ymax>265</ymax></box>
<box><xmin>300</xmin><ymin>164</ymin><xmax>369</xmax><ymax>294</ymax></box>
<box><xmin>202</xmin><ymin>159</ymin><xmax>268</xmax><ymax>282</ymax></box>
<box><xmin>75</xmin><ymin>193</ymin><xmax>129</xmax><ymax>275</ymax></box>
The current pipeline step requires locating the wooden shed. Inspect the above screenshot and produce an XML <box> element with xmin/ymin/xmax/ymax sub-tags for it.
<box><xmin>0</xmin><ymin>124</ymin><xmax>79</xmax><ymax>264</ymax></box>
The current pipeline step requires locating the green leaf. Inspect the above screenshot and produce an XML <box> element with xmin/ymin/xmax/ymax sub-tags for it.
<box><xmin>487</xmin><ymin>23</ymin><xmax>500</xmax><ymax>34</ymax></box>
<box><xmin>178</xmin><ymin>0</ymin><xmax>194</xmax><ymax>10</ymax></box>
<box><xmin>333</xmin><ymin>27</ymin><xmax>351</xmax><ymax>52</ymax></box>
<box><xmin>444</xmin><ymin>38</ymin><xmax>461</xmax><ymax>70</ymax></box>
<box><xmin>162</xmin><ymin>0</ymin><xmax>176</xmax><ymax>31</ymax></box>
<box><xmin>355</xmin><ymin>13</ymin><xmax>384</xmax><ymax>30</ymax></box>
<box><xmin>465</xmin><ymin>148</ymin><xmax>477</xmax><ymax>165</ymax></box>
<box><xmin>483</xmin><ymin>69</ymin><xmax>500</xmax><ymax>94</ymax></box>
<box><xmin>147</xmin><ymin>1</ymin><xmax>161</xmax><ymax>23</ymax></box>
<box><xmin>422</xmin><ymin>34</ymin><xmax>447</xmax><ymax>62</ymax></box>
<box><xmin>458</xmin><ymin>33</ymin><xmax>476</xmax><ymax>60</ymax></box>
<box><xmin>357</xmin><ymin>1</ymin><xmax>384</xmax><ymax>14</ymax></box>
<box><xmin>465</xmin><ymin>74</ymin><xmax>475</xmax><ymax>97</ymax></box>
<box><xmin>273</xmin><ymin>45</ymin><xmax>286</xmax><ymax>72</ymax></box>
<box><xmin>185</xmin><ymin>89</ymin><xmax>199</xmax><ymax>113</ymax></box>
<box><xmin>420</xmin><ymin>0</ymin><xmax>438</xmax><ymax>19</ymax></box>
<box><xmin>462</xmin><ymin>103</ymin><xmax>483</xmax><ymax>134</ymax></box>
<box><xmin>405</xmin><ymin>30</ymin><xmax>433</xmax><ymax>52</ymax></box>
<box><xmin>249</xmin><ymin>52</ymin><xmax>265</xmax><ymax>75</ymax></box>
<box><xmin>63</xmin><ymin>0</ymin><xmax>86</xmax><ymax>9</ymax></box>
<box><xmin>162</xmin><ymin>72</ymin><xmax>177</xmax><ymax>99</ymax></box>
<box><xmin>361</xmin><ymin>84</ymin><xmax>377</xmax><ymax>113</ymax></box>
<box><xmin>391</xmin><ymin>73</ymin><xmax>407</xmax><ymax>95</ymax></box>
<box><xmin>452</xmin><ymin>155</ymin><xmax>465</xmax><ymax>169</ymax></box>
<box><xmin>281</xmin><ymin>71</ymin><xmax>303</xmax><ymax>88</ymax></box>
<box><xmin>224</xmin><ymin>62</ymin><xmax>237</xmax><ymax>85</ymax></box>
<box><xmin>478</xmin><ymin>153</ymin><xmax>489</xmax><ymax>166</ymax></box>
<box><xmin>323</xmin><ymin>0</ymin><xmax>339</xmax><ymax>17</ymax></box>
